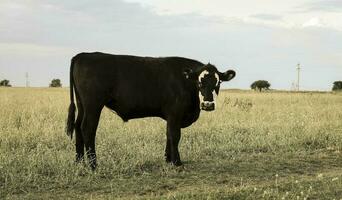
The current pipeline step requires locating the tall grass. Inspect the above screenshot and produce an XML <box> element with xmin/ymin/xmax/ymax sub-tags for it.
<box><xmin>1</xmin><ymin>88</ymin><xmax>341</xmax><ymax>199</ymax></box>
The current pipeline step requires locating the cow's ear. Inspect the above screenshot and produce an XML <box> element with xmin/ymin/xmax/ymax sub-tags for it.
<box><xmin>219</xmin><ymin>70</ymin><xmax>236</xmax><ymax>81</ymax></box>
<box><xmin>183</xmin><ymin>68</ymin><xmax>197</xmax><ymax>80</ymax></box>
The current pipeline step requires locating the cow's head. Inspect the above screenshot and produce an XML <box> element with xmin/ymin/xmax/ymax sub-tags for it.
<box><xmin>184</xmin><ymin>63</ymin><xmax>235</xmax><ymax>111</ymax></box>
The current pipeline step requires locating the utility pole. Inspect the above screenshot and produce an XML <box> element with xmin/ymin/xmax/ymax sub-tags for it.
<box><xmin>25</xmin><ymin>72</ymin><xmax>29</xmax><ymax>87</ymax></box>
<box><xmin>296</xmin><ymin>63</ymin><xmax>300</xmax><ymax>91</ymax></box>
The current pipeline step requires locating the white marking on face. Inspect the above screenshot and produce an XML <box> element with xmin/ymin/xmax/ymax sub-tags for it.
<box><xmin>212</xmin><ymin>90</ymin><xmax>217</xmax><ymax>106</ymax></box>
<box><xmin>198</xmin><ymin>70</ymin><xmax>207</xmax><ymax>108</ymax></box>
<box><xmin>214</xmin><ymin>73</ymin><xmax>220</xmax><ymax>86</ymax></box>
<box><xmin>197</xmin><ymin>70</ymin><xmax>219</xmax><ymax>110</ymax></box>
<box><xmin>199</xmin><ymin>92</ymin><xmax>204</xmax><ymax>109</ymax></box>
<box><xmin>198</xmin><ymin>70</ymin><xmax>220</xmax><ymax>108</ymax></box>
<box><xmin>198</xmin><ymin>70</ymin><xmax>209</xmax><ymax>82</ymax></box>
<box><xmin>198</xmin><ymin>89</ymin><xmax>217</xmax><ymax>109</ymax></box>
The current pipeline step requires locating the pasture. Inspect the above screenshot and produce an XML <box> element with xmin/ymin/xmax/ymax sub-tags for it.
<box><xmin>0</xmin><ymin>87</ymin><xmax>342</xmax><ymax>199</ymax></box>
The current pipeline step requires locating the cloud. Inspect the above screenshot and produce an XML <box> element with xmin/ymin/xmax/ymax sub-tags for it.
<box><xmin>0</xmin><ymin>0</ymin><xmax>341</xmax><ymax>90</ymax></box>
<box><xmin>301</xmin><ymin>0</ymin><xmax>342</xmax><ymax>12</ymax></box>
<box><xmin>0</xmin><ymin>0</ymin><xmax>226</xmax><ymax>48</ymax></box>
<box><xmin>0</xmin><ymin>42</ymin><xmax>75</xmax><ymax>56</ymax></box>
<box><xmin>302</xmin><ymin>17</ymin><xmax>324</xmax><ymax>28</ymax></box>
<box><xmin>125</xmin><ymin>0</ymin><xmax>342</xmax><ymax>32</ymax></box>
<box><xmin>250</xmin><ymin>14</ymin><xmax>283</xmax><ymax>21</ymax></box>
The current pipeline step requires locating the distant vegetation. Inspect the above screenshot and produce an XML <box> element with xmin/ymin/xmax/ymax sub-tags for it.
<box><xmin>49</xmin><ymin>79</ymin><xmax>62</xmax><ymax>87</ymax></box>
<box><xmin>0</xmin><ymin>79</ymin><xmax>11</xmax><ymax>87</ymax></box>
<box><xmin>250</xmin><ymin>80</ymin><xmax>270</xmax><ymax>91</ymax></box>
<box><xmin>332</xmin><ymin>81</ymin><xmax>342</xmax><ymax>91</ymax></box>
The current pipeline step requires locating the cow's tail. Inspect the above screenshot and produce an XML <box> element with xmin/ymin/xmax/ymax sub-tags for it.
<box><xmin>66</xmin><ymin>57</ymin><xmax>76</xmax><ymax>139</ymax></box>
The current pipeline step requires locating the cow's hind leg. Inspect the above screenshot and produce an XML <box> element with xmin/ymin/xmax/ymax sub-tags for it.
<box><xmin>81</xmin><ymin>105</ymin><xmax>103</xmax><ymax>170</ymax></box>
<box><xmin>75</xmin><ymin>101</ymin><xmax>84</xmax><ymax>163</ymax></box>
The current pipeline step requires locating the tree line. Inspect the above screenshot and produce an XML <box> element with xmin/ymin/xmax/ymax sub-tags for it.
<box><xmin>1</xmin><ymin>78</ymin><xmax>342</xmax><ymax>91</ymax></box>
<box><xmin>250</xmin><ymin>80</ymin><xmax>342</xmax><ymax>92</ymax></box>
<box><xmin>0</xmin><ymin>79</ymin><xmax>62</xmax><ymax>87</ymax></box>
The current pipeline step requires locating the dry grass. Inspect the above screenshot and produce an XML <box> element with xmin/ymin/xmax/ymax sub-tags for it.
<box><xmin>1</xmin><ymin>87</ymin><xmax>342</xmax><ymax>199</ymax></box>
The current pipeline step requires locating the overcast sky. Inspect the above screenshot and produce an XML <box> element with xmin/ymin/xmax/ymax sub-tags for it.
<box><xmin>0</xmin><ymin>0</ymin><xmax>341</xmax><ymax>90</ymax></box>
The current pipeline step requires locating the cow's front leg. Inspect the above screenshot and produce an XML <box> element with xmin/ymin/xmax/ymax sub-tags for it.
<box><xmin>165</xmin><ymin>138</ymin><xmax>171</xmax><ymax>163</ymax></box>
<box><xmin>166</xmin><ymin>119</ymin><xmax>182</xmax><ymax>166</ymax></box>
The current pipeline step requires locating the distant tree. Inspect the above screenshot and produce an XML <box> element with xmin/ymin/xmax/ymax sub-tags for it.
<box><xmin>332</xmin><ymin>81</ymin><xmax>342</xmax><ymax>91</ymax></box>
<box><xmin>0</xmin><ymin>79</ymin><xmax>11</xmax><ymax>87</ymax></box>
<box><xmin>251</xmin><ymin>80</ymin><xmax>271</xmax><ymax>91</ymax></box>
<box><xmin>49</xmin><ymin>79</ymin><xmax>62</xmax><ymax>87</ymax></box>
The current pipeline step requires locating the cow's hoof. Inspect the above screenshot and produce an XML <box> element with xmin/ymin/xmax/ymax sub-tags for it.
<box><xmin>90</xmin><ymin>165</ymin><xmax>97</xmax><ymax>171</ymax></box>
<box><xmin>89</xmin><ymin>161</ymin><xmax>97</xmax><ymax>171</ymax></box>
<box><xmin>165</xmin><ymin>156</ymin><xmax>172</xmax><ymax>163</ymax></box>
<box><xmin>171</xmin><ymin>160</ymin><xmax>183</xmax><ymax>166</ymax></box>
<box><xmin>75</xmin><ymin>154</ymin><xmax>84</xmax><ymax>164</ymax></box>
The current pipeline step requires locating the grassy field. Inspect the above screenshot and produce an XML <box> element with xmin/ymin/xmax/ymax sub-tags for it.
<box><xmin>1</xmin><ymin>87</ymin><xmax>342</xmax><ymax>199</ymax></box>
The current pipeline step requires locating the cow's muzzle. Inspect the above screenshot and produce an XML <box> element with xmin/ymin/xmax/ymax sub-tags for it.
<box><xmin>201</xmin><ymin>102</ymin><xmax>215</xmax><ymax>111</ymax></box>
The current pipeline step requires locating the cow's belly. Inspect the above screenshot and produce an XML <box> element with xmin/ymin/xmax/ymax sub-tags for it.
<box><xmin>105</xmin><ymin>100</ymin><xmax>164</xmax><ymax>122</ymax></box>
<box><xmin>107</xmin><ymin>104</ymin><xmax>199</xmax><ymax>127</ymax></box>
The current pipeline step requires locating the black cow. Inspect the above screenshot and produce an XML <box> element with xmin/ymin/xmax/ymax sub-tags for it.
<box><xmin>66</xmin><ymin>52</ymin><xmax>236</xmax><ymax>170</ymax></box>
